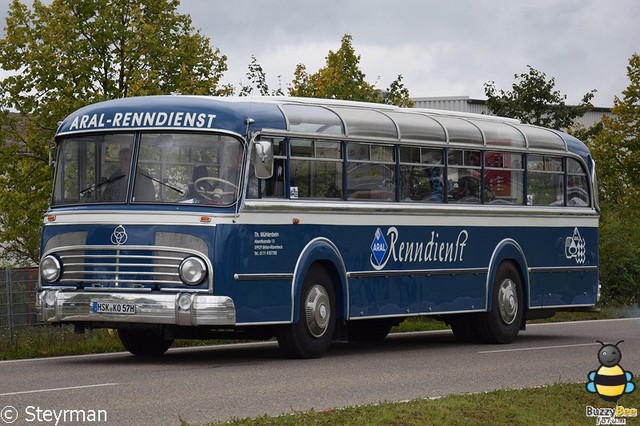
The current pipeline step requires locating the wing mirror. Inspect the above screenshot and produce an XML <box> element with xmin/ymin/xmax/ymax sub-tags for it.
<box><xmin>253</xmin><ymin>141</ymin><xmax>274</xmax><ymax>179</ymax></box>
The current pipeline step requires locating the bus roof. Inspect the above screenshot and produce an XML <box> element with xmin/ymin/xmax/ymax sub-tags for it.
<box><xmin>56</xmin><ymin>95</ymin><xmax>591</xmax><ymax>160</ymax></box>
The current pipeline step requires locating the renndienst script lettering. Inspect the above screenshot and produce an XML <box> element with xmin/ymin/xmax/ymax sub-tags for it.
<box><xmin>371</xmin><ymin>227</ymin><xmax>468</xmax><ymax>270</ymax></box>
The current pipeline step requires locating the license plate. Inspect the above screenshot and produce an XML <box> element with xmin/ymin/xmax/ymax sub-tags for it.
<box><xmin>92</xmin><ymin>301</ymin><xmax>136</xmax><ymax>314</ymax></box>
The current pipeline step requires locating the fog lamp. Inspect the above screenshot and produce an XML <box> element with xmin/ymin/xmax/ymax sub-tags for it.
<box><xmin>177</xmin><ymin>293</ymin><xmax>193</xmax><ymax>311</ymax></box>
<box><xmin>44</xmin><ymin>291</ymin><xmax>58</xmax><ymax>308</ymax></box>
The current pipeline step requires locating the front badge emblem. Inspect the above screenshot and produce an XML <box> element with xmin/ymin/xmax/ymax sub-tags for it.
<box><xmin>111</xmin><ymin>225</ymin><xmax>128</xmax><ymax>245</ymax></box>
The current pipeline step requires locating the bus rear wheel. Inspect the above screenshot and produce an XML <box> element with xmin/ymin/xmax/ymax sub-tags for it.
<box><xmin>277</xmin><ymin>265</ymin><xmax>336</xmax><ymax>359</ymax></box>
<box><xmin>118</xmin><ymin>328</ymin><xmax>174</xmax><ymax>356</ymax></box>
<box><xmin>348</xmin><ymin>319</ymin><xmax>395</xmax><ymax>342</ymax></box>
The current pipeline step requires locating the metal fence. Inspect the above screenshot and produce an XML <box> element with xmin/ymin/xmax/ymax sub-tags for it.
<box><xmin>0</xmin><ymin>268</ymin><xmax>43</xmax><ymax>346</ymax></box>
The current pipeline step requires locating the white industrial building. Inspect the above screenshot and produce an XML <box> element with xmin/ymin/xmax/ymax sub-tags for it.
<box><xmin>412</xmin><ymin>96</ymin><xmax>611</xmax><ymax>129</ymax></box>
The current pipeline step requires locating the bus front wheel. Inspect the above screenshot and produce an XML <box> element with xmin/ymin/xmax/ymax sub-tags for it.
<box><xmin>478</xmin><ymin>261</ymin><xmax>523</xmax><ymax>344</ymax></box>
<box><xmin>277</xmin><ymin>265</ymin><xmax>336</xmax><ymax>359</ymax></box>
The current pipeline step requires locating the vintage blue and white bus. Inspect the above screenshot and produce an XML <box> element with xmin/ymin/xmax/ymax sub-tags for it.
<box><xmin>37</xmin><ymin>95</ymin><xmax>599</xmax><ymax>358</ymax></box>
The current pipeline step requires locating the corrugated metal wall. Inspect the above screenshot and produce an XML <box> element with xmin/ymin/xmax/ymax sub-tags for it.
<box><xmin>411</xmin><ymin>96</ymin><xmax>610</xmax><ymax>129</ymax></box>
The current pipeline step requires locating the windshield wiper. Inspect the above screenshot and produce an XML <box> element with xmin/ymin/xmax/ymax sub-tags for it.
<box><xmin>139</xmin><ymin>172</ymin><xmax>186</xmax><ymax>196</ymax></box>
<box><xmin>79</xmin><ymin>174</ymin><xmax>125</xmax><ymax>197</ymax></box>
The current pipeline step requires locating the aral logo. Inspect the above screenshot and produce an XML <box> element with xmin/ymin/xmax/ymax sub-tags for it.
<box><xmin>370</xmin><ymin>228</ymin><xmax>388</xmax><ymax>267</ymax></box>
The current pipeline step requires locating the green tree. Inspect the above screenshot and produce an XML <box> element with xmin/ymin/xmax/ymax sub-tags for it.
<box><xmin>484</xmin><ymin>65</ymin><xmax>595</xmax><ymax>129</ymax></box>
<box><xmin>587</xmin><ymin>53</ymin><xmax>640</xmax><ymax>305</ymax></box>
<box><xmin>0</xmin><ymin>0</ymin><xmax>231</xmax><ymax>265</ymax></box>
<box><xmin>289</xmin><ymin>34</ymin><xmax>381</xmax><ymax>102</ymax></box>
<box><xmin>589</xmin><ymin>53</ymin><xmax>640</xmax><ymax>211</ymax></box>
<box><xmin>239</xmin><ymin>55</ymin><xmax>284</xmax><ymax>97</ymax></box>
<box><xmin>289</xmin><ymin>34</ymin><xmax>412</xmax><ymax>106</ymax></box>
<box><xmin>384</xmin><ymin>74</ymin><xmax>414</xmax><ymax>108</ymax></box>
<box><xmin>598</xmin><ymin>209</ymin><xmax>640</xmax><ymax>305</ymax></box>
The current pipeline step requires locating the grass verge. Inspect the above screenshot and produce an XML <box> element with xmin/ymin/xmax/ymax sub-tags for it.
<box><xmin>202</xmin><ymin>382</ymin><xmax>640</xmax><ymax>426</ymax></box>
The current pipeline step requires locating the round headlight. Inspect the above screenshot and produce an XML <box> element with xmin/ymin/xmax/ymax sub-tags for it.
<box><xmin>179</xmin><ymin>257</ymin><xmax>207</xmax><ymax>285</ymax></box>
<box><xmin>41</xmin><ymin>255</ymin><xmax>61</xmax><ymax>283</ymax></box>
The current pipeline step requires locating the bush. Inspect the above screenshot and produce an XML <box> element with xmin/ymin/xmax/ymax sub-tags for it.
<box><xmin>598</xmin><ymin>207</ymin><xmax>640</xmax><ymax>305</ymax></box>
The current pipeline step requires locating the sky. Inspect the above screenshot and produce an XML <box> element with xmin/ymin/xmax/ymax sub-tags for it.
<box><xmin>1</xmin><ymin>0</ymin><xmax>638</xmax><ymax>108</ymax></box>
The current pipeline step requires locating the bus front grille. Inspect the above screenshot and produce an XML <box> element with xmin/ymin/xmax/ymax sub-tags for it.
<box><xmin>42</xmin><ymin>245</ymin><xmax>211</xmax><ymax>291</ymax></box>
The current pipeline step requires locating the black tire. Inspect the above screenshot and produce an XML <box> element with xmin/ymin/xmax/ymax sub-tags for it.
<box><xmin>448</xmin><ymin>314</ymin><xmax>481</xmax><ymax>343</ymax></box>
<box><xmin>476</xmin><ymin>262</ymin><xmax>524</xmax><ymax>344</ymax></box>
<box><xmin>348</xmin><ymin>319</ymin><xmax>394</xmax><ymax>342</ymax></box>
<box><xmin>277</xmin><ymin>264</ymin><xmax>336</xmax><ymax>359</ymax></box>
<box><xmin>118</xmin><ymin>328</ymin><xmax>174</xmax><ymax>356</ymax></box>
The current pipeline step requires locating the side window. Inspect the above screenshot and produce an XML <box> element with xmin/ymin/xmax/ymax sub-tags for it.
<box><xmin>567</xmin><ymin>158</ymin><xmax>590</xmax><ymax>207</ymax></box>
<box><xmin>447</xmin><ymin>149</ymin><xmax>481</xmax><ymax>203</ymax></box>
<box><xmin>347</xmin><ymin>142</ymin><xmax>395</xmax><ymax>200</ymax></box>
<box><xmin>399</xmin><ymin>146</ymin><xmax>444</xmax><ymax>202</ymax></box>
<box><xmin>484</xmin><ymin>152</ymin><xmax>524</xmax><ymax>204</ymax></box>
<box><xmin>527</xmin><ymin>155</ymin><xmax>564</xmax><ymax>206</ymax></box>
<box><xmin>290</xmin><ymin>139</ymin><xmax>342</xmax><ymax>199</ymax></box>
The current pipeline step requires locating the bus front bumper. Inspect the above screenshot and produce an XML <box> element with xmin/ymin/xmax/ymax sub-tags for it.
<box><xmin>37</xmin><ymin>291</ymin><xmax>236</xmax><ymax>327</ymax></box>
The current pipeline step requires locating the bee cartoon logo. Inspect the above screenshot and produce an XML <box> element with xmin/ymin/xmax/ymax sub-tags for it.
<box><xmin>586</xmin><ymin>340</ymin><xmax>636</xmax><ymax>403</ymax></box>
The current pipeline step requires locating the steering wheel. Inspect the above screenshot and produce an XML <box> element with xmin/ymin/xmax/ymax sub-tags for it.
<box><xmin>194</xmin><ymin>177</ymin><xmax>239</xmax><ymax>202</ymax></box>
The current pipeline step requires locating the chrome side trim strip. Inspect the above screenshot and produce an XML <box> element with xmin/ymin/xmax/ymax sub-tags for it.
<box><xmin>528</xmin><ymin>266</ymin><xmax>599</xmax><ymax>273</ymax></box>
<box><xmin>347</xmin><ymin>267</ymin><xmax>488</xmax><ymax>279</ymax></box>
<box><xmin>528</xmin><ymin>304</ymin><xmax>596</xmax><ymax>310</ymax></box>
<box><xmin>234</xmin><ymin>273</ymin><xmax>294</xmax><ymax>281</ymax></box>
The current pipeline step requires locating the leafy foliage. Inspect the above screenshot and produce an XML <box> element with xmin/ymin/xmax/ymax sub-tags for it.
<box><xmin>484</xmin><ymin>65</ymin><xmax>595</xmax><ymax>129</ymax></box>
<box><xmin>0</xmin><ymin>114</ymin><xmax>51</xmax><ymax>265</ymax></box>
<box><xmin>589</xmin><ymin>53</ymin><xmax>640</xmax><ymax>211</ymax></box>
<box><xmin>289</xmin><ymin>34</ymin><xmax>381</xmax><ymax>102</ymax></box>
<box><xmin>0</xmin><ymin>0</ymin><xmax>231</xmax><ymax>265</ymax></box>
<box><xmin>289</xmin><ymin>34</ymin><xmax>412</xmax><ymax>106</ymax></box>
<box><xmin>598</xmin><ymin>209</ymin><xmax>640</xmax><ymax>305</ymax></box>
<box><xmin>239</xmin><ymin>55</ymin><xmax>284</xmax><ymax>97</ymax></box>
<box><xmin>587</xmin><ymin>53</ymin><xmax>640</xmax><ymax>305</ymax></box>
<box><xmin>384</xmin><ymin>74</ymin><xmax>414</xmax><ymax>108</ymax></box>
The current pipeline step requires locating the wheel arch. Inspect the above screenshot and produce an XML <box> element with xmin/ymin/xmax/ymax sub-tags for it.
<box><xmin>486</xmin><ymin>239</ymin><xmax>530</xmax><ymax>314</ymax></box>
<box><xmin>290</xmin><ymin>238</ymin><xmax>348</xmax><ymax>324</ymax></box>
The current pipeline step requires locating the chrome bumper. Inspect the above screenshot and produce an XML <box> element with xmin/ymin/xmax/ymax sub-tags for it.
<box><xmin>37</xmin><ymin>290</ymin><xmax>236</xmax><ymax>326</ymax></box>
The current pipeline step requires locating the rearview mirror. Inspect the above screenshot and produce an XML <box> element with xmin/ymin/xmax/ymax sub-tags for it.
<box><xmin>253</xmin><ymin>141</ymin><xmax>274</xmax><ymax>179</ymax></box>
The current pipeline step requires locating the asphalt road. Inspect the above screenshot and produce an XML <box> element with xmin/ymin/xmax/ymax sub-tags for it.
<box><xmin>1</xmin><ymin>318</ymin><xmax>639</xmax><ymax>425</ymax></box>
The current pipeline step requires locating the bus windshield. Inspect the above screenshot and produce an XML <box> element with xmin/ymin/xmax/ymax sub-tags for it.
<box><xmin>52</xmin><ymin>132</ymin><xmax>244</xmax><ymax>206</ymax></box>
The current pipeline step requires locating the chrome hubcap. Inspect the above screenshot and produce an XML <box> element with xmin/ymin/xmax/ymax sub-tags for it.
<box><xmin>305</xmin><ymin>285</ymin><xmax>331</xmax><ymax>338</ymax></box>
<box><xmin>498</xmin><ymin>278</ymin><xmax>518</xmax><ymax>325</ymax></box>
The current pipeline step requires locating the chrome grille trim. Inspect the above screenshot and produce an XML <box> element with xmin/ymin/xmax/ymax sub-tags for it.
<box><xmin>41</xmin><ymin>245</ymin><xmax>213</xmax><ymax>291</ymax></box>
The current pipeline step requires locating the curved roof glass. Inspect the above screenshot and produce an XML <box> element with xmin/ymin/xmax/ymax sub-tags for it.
<box><xmin>279</xmin><ymin>100</ymin><xmax>572</xmax><ymax>153</ymax></box>
<box><xmin>56</xmin><ymin>96</ymin><xmax>584</xmax><ymax>157</ymax></box>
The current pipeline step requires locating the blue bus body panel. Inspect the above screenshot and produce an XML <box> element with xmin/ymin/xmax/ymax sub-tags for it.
<box><xmin>41</xmin><ymin>210</ymin><xmax>598</xmax><ymax>325</ymax></box>
<box><xmin>217</xmin><ymin>222</ymin><xmax>598</xmax><ymax>323</ymax></box>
